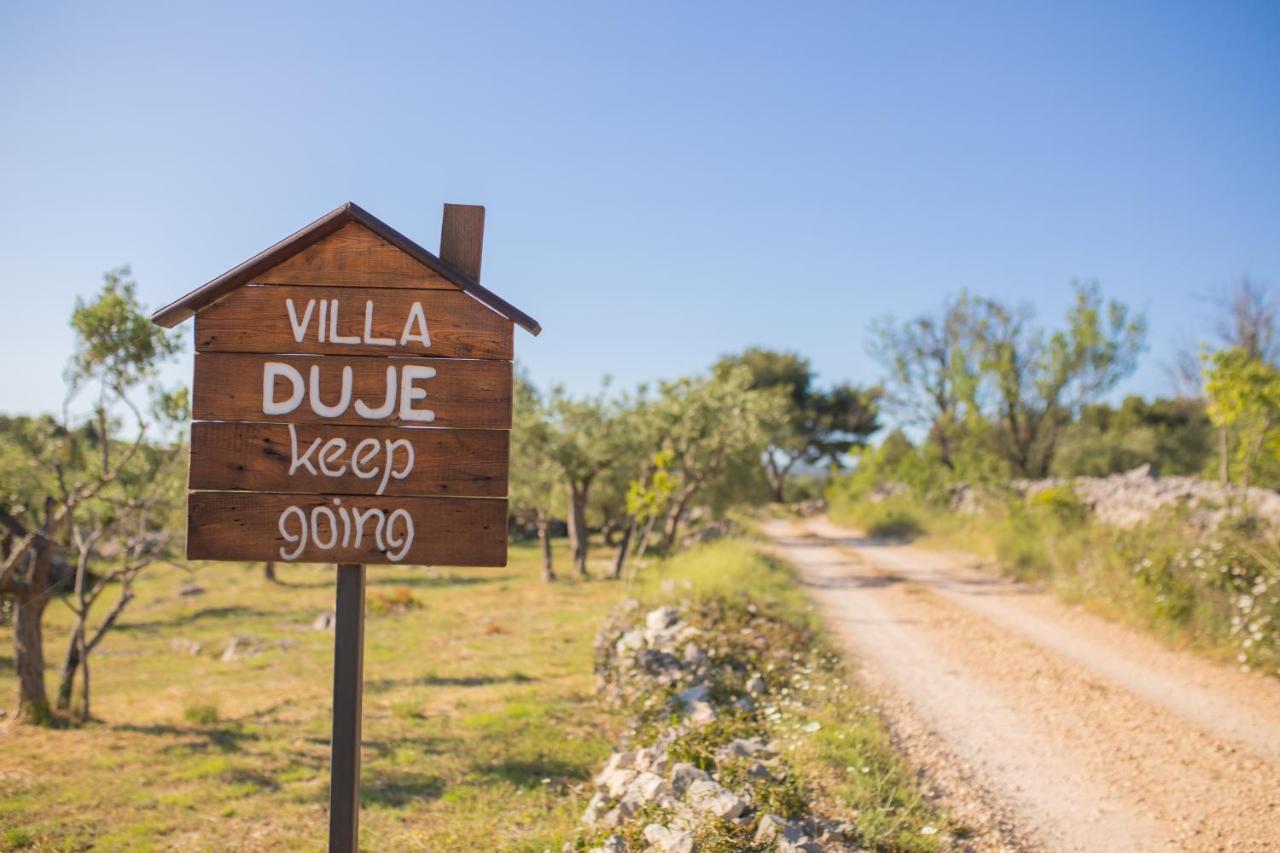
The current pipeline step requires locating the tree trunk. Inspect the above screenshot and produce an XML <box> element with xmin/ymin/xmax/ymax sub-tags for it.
<box><xmin>1218</xmin><ymin>426</ymin><xmax>1230</xmax><ymax>487</ymax></box>
<box><xmin>768</xmin><ymin>468</ymin><xmax>786</xmax><ymax>503</ymax></box>
<box><xmin>79</xmin><ymin>628</ymin><xmax>90</xmax><ymax>723</ymax></box>
<box><xmin>56</xmin><ymin>619</ymin><xmax>84</xmax><ymax>711</ymax></box>
<box><xmin>931</xmin><ymin>418</ymin><xmax>956</xmax><ymax>471</ymax></box>
<box><xmin>1219</xmin><ymin>426</ymin><xmax>1231</xmax><ymax>514</ymax></box>
<box><xmin>634</xmin><ymin>516</ymin><xmax>656</xmax><ymax>562</ymax></box>
<box><xmin>1240</xmin><ymin>422</ymin><xmax>1269</xmax><ymax>516</ymax></box>
<box><xmin>13</xmin><ymin>590</ymin><xmax>50</xmax><ymax>723</ymax></box>
<box><xmin>567</xmin><ymin>484</ymin><xmax>590</xmax><ymax>578</ymax></box>
<box><xmin>662</xmin><ymin>491</ymin><xmax>694</xmax><ymax>552</ymax></box>
<box><xmin>611</xmin><ymin>518</ymin><xmax>634</xmax><ymax>580</ymax></box>
<box><xmin>765</xmin><ymin>455</ymin><xmax>785</xmax><ymax>503</ymax></box>
<box><xmin>538</xmin><ymin>517</ymin><xmax>554</xmax><ymax>582</ymax></box>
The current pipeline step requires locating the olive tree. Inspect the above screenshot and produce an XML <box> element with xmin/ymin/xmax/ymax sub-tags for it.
<box><xmin>509</xmin><ymin>373</ymin><xmax>564</xmax><ymax>581</ymax></box>
<box><xmin>974</xmin><ymin>282</ymin><xmax>1146</xmax><ymax>477</ymax></box>
<box><xmin>651</xmin><ymin>366</ymin><xmax>783</xmax><ymax>550</ymax></box>
<box><xmin>0</xmin><ymin>268</ymin><xmax>184</xmax><ymax>722</ymax></box>
<box><xmin>714</xmin><ymin>348</ymin><xmax>881</xmax><ymax>500</ymax></box>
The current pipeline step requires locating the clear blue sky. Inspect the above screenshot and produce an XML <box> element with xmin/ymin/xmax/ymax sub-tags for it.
<box><xmin>3</xmin><ymin>2</ymin><xmax>1278</xmax><ymax>420</ymax></box>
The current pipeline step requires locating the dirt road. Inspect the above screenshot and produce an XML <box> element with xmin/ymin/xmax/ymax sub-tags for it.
<box><xmin>762</xmin><ymin>516</ymin><xmax>1280</xmax><ymax>852</ymax></box>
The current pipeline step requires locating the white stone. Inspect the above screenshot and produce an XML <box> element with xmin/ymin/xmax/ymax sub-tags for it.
<box><xmin>668</xmin><ymin>762</ymin><xmax>710</xmax><ymax>795</ymax></box>
<box><xmin>582</xmin><ymin>791</ymin><xmax>608</xmax><ymax>826</ymax></box>
<box><xmin>686</xmin><ymin>779</ymin><xmax>746</xmax><ymax>820</ymax></box>
<box><xmin>685</xmin><ymin>699</ymin><xmax>717</xmax><ymax>724</ymax></box>
<box><xmin>643</xmin><ymin>823</ymin><xmax>695</xmax><ymax>853</ymax></box>
<box><xmin>673</xmin><ymin>624</ymin><xmax>702</xmax><ymax>643</ymax></box>
<box><xmin>682</xmin><ymin>643</ymin><xmax>706</xmax><ymax>665</ymax></box>
<box><xmin>746</xmin><ymin>674</ymin><xmax>766</xmax><ymax>694</ymax></box>
<box><xmin>646</xmin><ymin>606</ymin><xmax>680</xmax><ymax>631</ymax></box>
<box><xmin>600</xmin><ymin>767</ymin><xmax>637</xmax><ymax>799</ymax></box>
<box><xmin>755</xmin><ymin>813</ymin><xmax>790</xmax><ymax>844</ymax></box>
<box><xmin>634</xmin><ymin>745</ymin><xmax>670</xmax><ymax>775</ymax></box>
<box><xmin>616</xmin><ymin>629</ymin><xmax>645</xmax><ymax>654</ymax></box>
<box><xmin>629</xmin><ymin>770</ymin><xmax>670</xmax><ymax>804</ymax></box>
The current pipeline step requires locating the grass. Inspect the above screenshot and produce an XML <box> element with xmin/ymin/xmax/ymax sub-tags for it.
<box><xmin>0</xmin><ymin>534</ymin><xmax>955</xmax><ymax>850</ymax></box>
<box><xmin>828</xmin><ymin>488</ymin><xmax>1280</xmax><ymax>676</ymax></box>
<box><xmin>617</xmin><ymin>540</ymin><xmax>955</xmax><ymax>851</ymax></box>
<box><xmin>0</xmin><ymin>539</ymin><xmax>626</xmax><ymax>850</ymax></box>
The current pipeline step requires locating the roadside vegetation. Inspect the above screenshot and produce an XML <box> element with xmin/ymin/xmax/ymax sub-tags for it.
<box><xmin>829</xmin><ymin>278</ymin><xmax>1280</xmax><ymax>676</ymax></box>
<box><xmin>0</xmin><ymin>539</ymin><xmax>624</xmax><ymax>849</ymax></box>
<box><xmin>580</xmin><ymin>539</ymin><xmax>953</xmax><ymax>852</ymax></box>
<box><xmin>4</xmin><ymin>259</ymin><xmax>1279</xmax><ymax>847</ymax></box>
<box><xmin>0</xmin><ymin>535</ymin><xmax>952</xmax><ymax>851</ymax></box>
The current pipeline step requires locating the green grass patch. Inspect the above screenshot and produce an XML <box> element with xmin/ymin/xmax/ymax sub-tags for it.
<box><xmin>609</xmin><ymin>539</ymin><xmax>956</xmax><ymax>851</ymax></box>
<box><xmin>829</xmin><ymin>488</ymin><xmax>1280</xmax><ymax>675</ymax></box>
<box><xmin>0</xmin><ymin>538</ymin><xmax>626</xmax><ymax>849</ymax></box>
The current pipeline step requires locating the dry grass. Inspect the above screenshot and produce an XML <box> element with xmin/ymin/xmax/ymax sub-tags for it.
<box><xmin>0</xmin><ymin>539</ymin><xmax>624</xmax><ymax>850</ymax></box>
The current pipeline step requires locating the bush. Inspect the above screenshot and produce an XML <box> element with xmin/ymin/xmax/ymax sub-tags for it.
<box><xmin>1028</xmin><ymin>485</ymin><xmax>1087</xmax><ymax>525</ymax></box>
<box><xmin>825</xmin><ymin>491</ymin><xmax>924</xmax><ymax>541</ymax></box>
<box><xmin>182</xmin><ymin>701</ymin><xmax>219</xmax><ymax>726</ymax></box>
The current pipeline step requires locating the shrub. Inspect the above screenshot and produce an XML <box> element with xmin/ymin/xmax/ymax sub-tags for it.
<box><xmin>1028</xmin><ymin>485</ymin><xmax>1087</xmax><ymax>525</ymax></box>
<box><xmin>182</xmin><ymin>701</ymin><xmax>219</xmax><ymax>726</ymax></box>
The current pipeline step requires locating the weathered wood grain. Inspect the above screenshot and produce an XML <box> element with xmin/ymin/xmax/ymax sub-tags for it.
<box><xmin>187</xmin><ymin>492</ymin><xmax>507</xmax><ymax>565</ymax></box>
<box><xmin>195</xmin><ymin>285</ymin><xmax>514</xmax><ymax>359</ymax></box>
<box><xmin>192</xmin><ymin>353</ymin><xmax>512</xmax><ymax>429</ymax></box>
<box><xmin>189</xmin><ymin>421</ymin><xmax>508</xmax><ymax>497</ymax></box>
<box><xmin>440</xmin><ymin>204</ymin><xmax>485</xmax><ymax>282</ymax></box>
<box><xmin>255</xmin><ymin>222</ymin><xmax>457</xmax><ymax>289</ymax></box>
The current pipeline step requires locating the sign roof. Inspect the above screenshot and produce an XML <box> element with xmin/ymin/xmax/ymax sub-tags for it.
<box><xmin>150</xmin><ymin>201</ymin><xmax>541</xmax><ymax>335</ymax></box>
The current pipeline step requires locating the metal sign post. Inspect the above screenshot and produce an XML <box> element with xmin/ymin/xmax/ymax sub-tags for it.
<box><xmin>329</xmin><ymin>563</ymin><xmax>366</xmax><ymax>852</ymax></box>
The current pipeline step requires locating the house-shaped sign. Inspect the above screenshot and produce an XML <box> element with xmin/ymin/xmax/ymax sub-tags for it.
<box><xmin>152</xmin><ymin>202</ymin><xmax>540</xmax><ymax>568</ymax></box>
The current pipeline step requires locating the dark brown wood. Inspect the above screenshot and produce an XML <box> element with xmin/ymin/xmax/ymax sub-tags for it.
<box><xmin>256</xmin><ymin>222</ymin><xmax>456</xmax><ymax>289</ymax></box>
<box><xmin>189</xmin><ymin>421</ymin><xmax>509</xmax><ymax>498</ymax></box>
<box><xmin>329</xmin><ymin>562</ymin><xmax>365</xmax><ymax>853</ymax></box>
<box><xmin>195</xmin><ymin>285</ymin><xmax>514</xmax><ymax>359</ymax></box>
<box><xmin>440</xmin><ymin>204</ymin><xmax>485</xmax><ymax>283</ymax></box>
<box><xmin>151</xmin><ymin>201</ymin><xmax>541</xmax><ymax>335</ymax></box>
<box><xmin>186</xmin><ymin>492</ymin><xmax>508</xmax><ymax>565</ymax></box>
<box><xmin>192</xmin><ymin>352</ymin><xmax>513</xmax><ymax>429</ymax></box>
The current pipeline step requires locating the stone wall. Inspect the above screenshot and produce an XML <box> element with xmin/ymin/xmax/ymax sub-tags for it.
<box><xmin>1013</xmin><ymin>464</ymin><xmax>1280</xmax><ymax>530</ymax></box>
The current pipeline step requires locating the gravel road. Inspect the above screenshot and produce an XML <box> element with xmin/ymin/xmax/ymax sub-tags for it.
<box><xmin>762</xmin><ymin>516</ymin><xmax>1280</xmax><ymax>852</ymax></box>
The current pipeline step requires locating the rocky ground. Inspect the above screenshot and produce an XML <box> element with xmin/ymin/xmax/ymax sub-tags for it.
<box><xmin>962</xmin><ymin>464</ymin><xmax>1280</xmax><ymax>529</ymax></box>
<box><xmin>572</xmin><ymin>590</ymin><xmax>938</xmax><ymax>853</ymax></box>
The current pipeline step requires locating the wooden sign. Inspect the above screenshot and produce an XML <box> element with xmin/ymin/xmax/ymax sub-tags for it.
<box><xmin>152</xmin><ymin>202</ymin><xmax>540</xmax><ymax>567</ymax></box>
<box><xmin>151</xmin><ymin>201</ymin><xmax>540</xmax><ymax>853</ymax></box>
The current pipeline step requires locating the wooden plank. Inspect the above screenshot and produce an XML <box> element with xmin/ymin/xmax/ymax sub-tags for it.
<box><xmin>187</xmin><ymin>492</ymin><xmax>507</xmax><ymax>566</ymax></box>
<box><xmin>440</xmin><ymin>204</ymin><xmax>485</xmax><ymax>282</ymax></box>
<box><xmin>195</xmin><ymin>285</ymin><xmax>514</xmax><ymax>359</ymax></box>
<box><xmin>255</xmin><ymin>222</ymin><xmax>457</xmax><ymax>289</ymax></box>
<box><xmin>192</xmin><ymin>353</ymin><xmax>512</xmax><ymax>429</ymax></box>
<box><xmin>189</xmin><ymin>421</ymin><xmax>508</xmax><ymax>498</ymax></box>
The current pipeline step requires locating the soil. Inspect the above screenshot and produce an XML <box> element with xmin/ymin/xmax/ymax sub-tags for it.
<box><xmin>762</xmin><ymin>516</ymin><xmax>1280</xmax><ymax>852</ymax></box>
